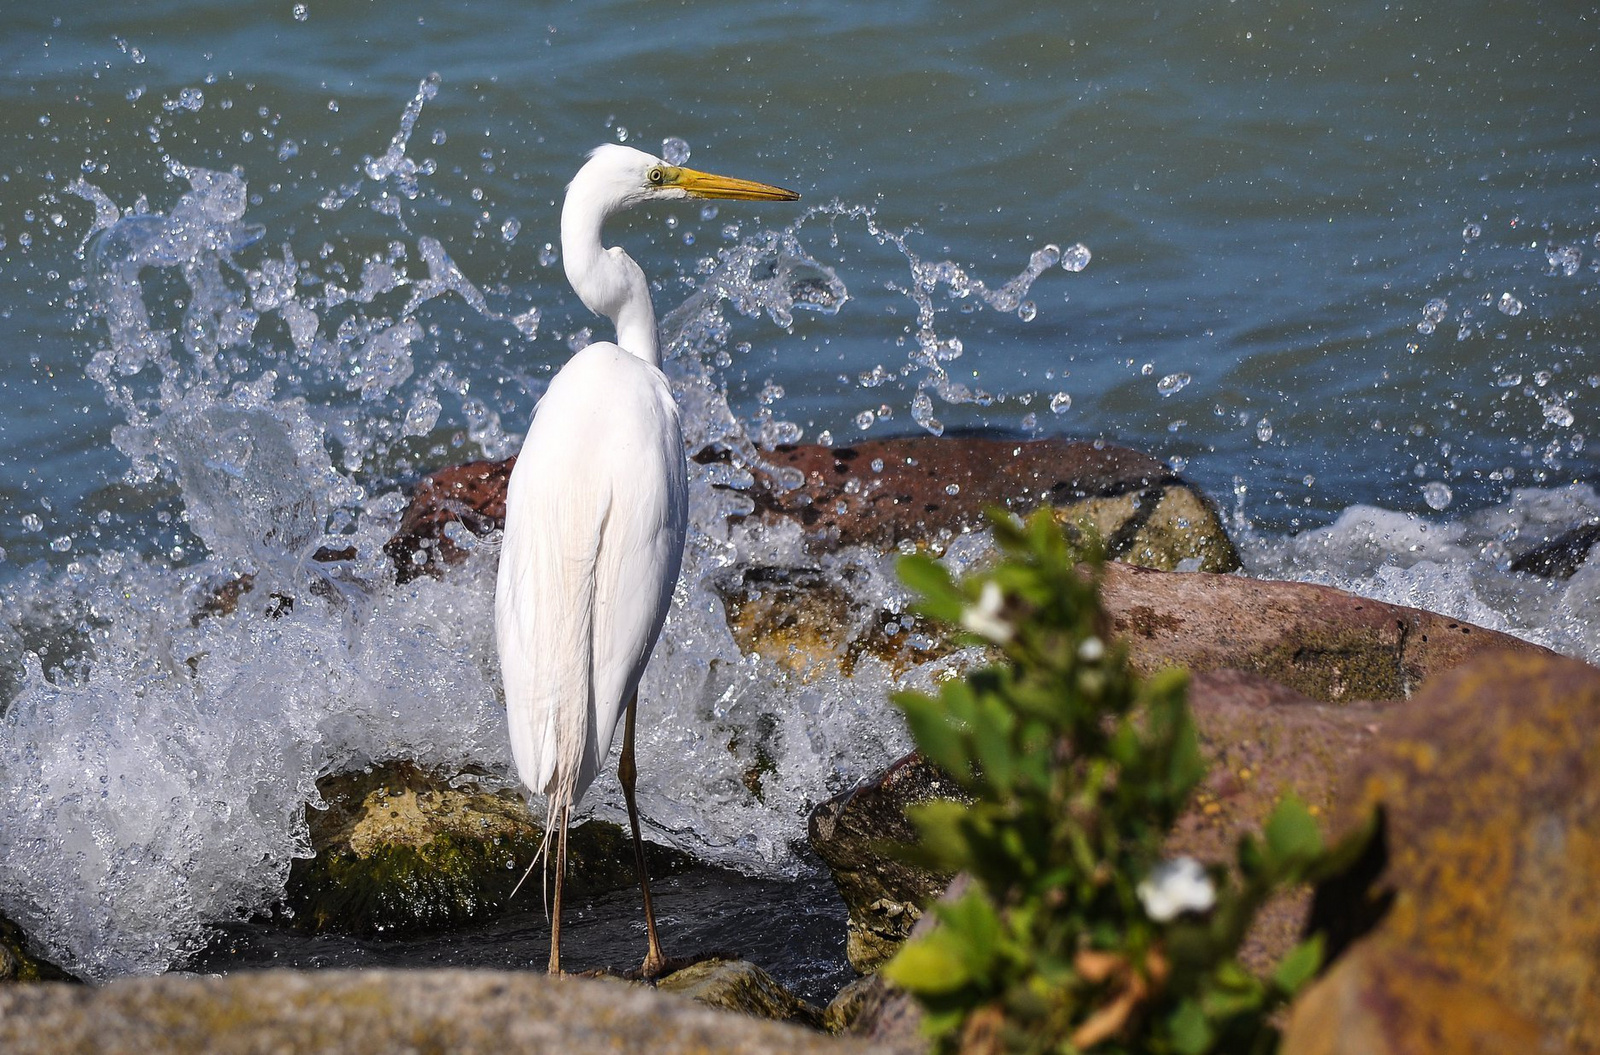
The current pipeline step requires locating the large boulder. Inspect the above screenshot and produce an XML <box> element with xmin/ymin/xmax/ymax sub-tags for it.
<box><xmin>810</xmin><ymin>669</ymin><xmax>1390</xmax><ymax>975</ymax></box>
<box><xmin>284</xmin><ymin>760</ymin><xmax>686</xmax><ymax>935</ymax></box>
<box><xmin>384</xmin><ymin>436</ymin><xmax>1242</xmax><ymax>578</ymax></box>
<box><xmin>1282</xmin><ymin>652</ymin><xmax>1600</xmax><ymax>1054</ymax></box>
<box><xmin>717</xmin><ymin>436</ymin><xmax>1240</xmax><ymax>572</ymax></box>
<box><xmin>0</xmin><ymin>969</ymin><xmax>871</xmax><ymax>1055</ymax></box>
<box><xmin>1101</xmin><ymin>562</ymin><xmax>1552</xmax><ymax>702</ymax></box>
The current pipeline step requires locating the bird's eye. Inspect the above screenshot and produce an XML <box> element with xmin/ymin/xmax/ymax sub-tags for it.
<box><xmin>647</xmin><ymin>167</ymin><xmax>665</xmax><ymax>185</ymax></box>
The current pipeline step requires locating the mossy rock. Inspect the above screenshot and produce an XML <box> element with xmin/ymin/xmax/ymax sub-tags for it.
<box><xmin>657</xmin><ymin>958</ymin><xmax>824</xmax><ymax>1029</ymax></box>
<box><xmin>284</xmin><ymin>760</ymin><xmax>687</xmax><ymax>935</ymax></box>
<box><xmin>0</xmin><ymin>912</ymin><xmax>77</xmax><ymax>984</ymax></box>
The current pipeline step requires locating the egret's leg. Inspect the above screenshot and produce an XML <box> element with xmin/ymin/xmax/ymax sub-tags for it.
<box><xmin>547</xmin><ymin>802</ymin><xmax>569</xmax><ymax>975</ymax></box>
<box><xmin>619</xmin><ymin>691</ymin><xmax>668</xmax><ymax>976</ymax></box>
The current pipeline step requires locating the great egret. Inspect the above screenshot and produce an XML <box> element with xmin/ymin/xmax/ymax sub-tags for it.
<box><xmin>495</xmin><ymin>144</ymin><xmax>799</xmax><ymax>976</ymax></box>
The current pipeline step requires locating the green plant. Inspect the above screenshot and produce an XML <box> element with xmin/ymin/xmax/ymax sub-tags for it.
<box><xmin>882</xmin><ymin>510</ymin><xmax>1373</xmax><ymax>1054</ymax></box>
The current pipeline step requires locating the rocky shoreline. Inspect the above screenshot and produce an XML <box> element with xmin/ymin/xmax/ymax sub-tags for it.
<box><xmin>4</xmin><ymin>435</ymin><xmax>1596</xmax><ymax>1053</ymax></box>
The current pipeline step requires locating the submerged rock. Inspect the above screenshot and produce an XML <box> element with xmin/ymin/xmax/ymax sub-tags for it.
<box><xmin>384</xmin><ymin>436</ymin><xmax>1241</xmax><ymax>580</ymax></box>
<box><xmin>656</xmin><ymin>957</ymin><xmax>824</xmax><ymax>1029</ymax></box>
<box><xmin>0</xmin><ymin>969</ymin><xmax>870</xmax><ymax>1055</ymax></box>
<box><xmin>284</xmin><ymin>760</ymin><xmax>686</xmax><ymax>935</ymax></box>
<box><xmin>0</xmin><ymin>912</ymin><xmax>77</xmax><ymax>985</ymax></box>
<box><xmin>1285</xmin><ymin>652</ymin><xmax>1600</xmax><ymax>1054</ymax></box>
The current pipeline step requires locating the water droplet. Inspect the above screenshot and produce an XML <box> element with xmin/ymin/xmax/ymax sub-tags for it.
<box><xmin>1422</xmin><ymin>482</ymin><xmax>1453</xmax><ymax>511</ymax></box>
<box><xmin>1496</xmin><ymin>292</ymin><xmax>1523</xmax><ymax>316</ymax></box>
<box><xmin>1049</xmin><ymin>392</ymin><xmax>1072</xmax><ymax>414</ymax></box>
<box><xmin>1256</xmin><ymin>418</ymin><xmax>1274</xmax><ymax>443</ymax></box>
<box><xmin>292</xmin><ymin>2</ymin><xmax>308</xmax><ymax>20</ymax></box>
<box><xmin>870</xmin><ymin>458</ymin><xmax>884</xmax><ymax>472</ymax></box>
<box><xmin>50</xmin><ymin>535</ymin><xmax>73</xmax><ymax>553</ymax></box>
<box><xmin>21</xmin><ymin>513</ymin><xmax>42</xmax><ymax>533</ymax></box>
<box><xmin>1061</xmin><ymin>243</ymin><xmax>1092</xmax><ymax>272</ymax></box>
<box><xmin>1546</xmin><ymin>245</ymin><xmax>1582</xmax><ymax>277</ymax></box>
<box><xmin>1157</xmin><ymin>372</ymin><xmax>1191</xmax><ymax>397</ymax></box>
<box><xmin>661</xmin><ymin>136</ymin><xmax>691</xmax><ymax>165</ymax></box>
<box><xmin>1545</xmin><ymin>404</ymin><xmax>1575</xmax><ymax>428</ymax></box>
<box><xmin>1020</xmin><ymin>412</ymin><xmax>1038</xmax><ymax>431</ymax></box>
<box><xmin>538</xmin><ymin>243</ymin><xmax>558</xmax><ymax>267</ymax></box>
<box><xmin>1140</xmin><ymin>363</ymin><xmax>1154</xmax><ymax>376</ymax></box>
<box><xmin>1462</xmin><ymin>222</ymin><xmax>1481</xmax><ymax>242</ymax></box>
<box><xmin>500</xmin><ymin>217</ymin><xmax>520</xmax><ymax>242</ymax></box>
<box><xmin>945</xmin><ymin>483</ymin><xmax>960</xmax><ymax>496</ymax></box>
<box><xmin>1017</xmin><ymin>300</ymin><xmax>1036</xmax><ymax>322</ymax></box>
<box><xmin>1423</xmin><ymin>297</ymin><xmax>1448</xmax><ymax>323</ymax></box>
<box><xmin>277</xmin><ymin>140</ymin><xmax>299</xmax><ymax>161</ymax></box>
<box><xmin>854</xmin><ymin>409</ymin><xmax>876</xmax><ymax>430</ymax></box>
<box><xmin>614</xmin><ymin>125</ymin><xmax>629</xmax><ymax>143</ymax></box>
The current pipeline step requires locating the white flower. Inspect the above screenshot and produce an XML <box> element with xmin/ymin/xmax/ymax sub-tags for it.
<box><xmin>1077</xmin><ymin>636</ymin><xmax>1105</xmax><ymax>662</ymax></box>
<box><xmin>1136</xmin><ymin>857</ymin><xmax>1216</xmax><ymax>922</ymax></box>
<box><xmin>960</xmin><ymin>580</ymin><xmax>1013</xmax><ymax>643</ymax></box>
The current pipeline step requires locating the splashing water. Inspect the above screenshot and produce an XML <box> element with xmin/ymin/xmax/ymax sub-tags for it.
<box><xmin>0</xmin><ymin>79</ymin><xmax>1078</xmax><ymax>981</ymax></box>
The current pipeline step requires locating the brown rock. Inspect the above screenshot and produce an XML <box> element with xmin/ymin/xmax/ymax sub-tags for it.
<box><xmin>0</xmin><ymin>912</ymin><xmax>77</xmax><ymax>984</ymax></box>
<box><xmin>0</xmin><ymin>969</ymin><xmax>871</xmax><ymax>1055</ymax></box>
<box><xmin>1102</xmin><ymin>562</ymin><xmax>1553</xmax><ymax>702</ymax></box>
<box><xmin>1285</xmin><ymin>652</ymin><xmax>1600</xmax><ymax>1054</ymax></box>
<box><xmin>720</xmin><ymin>436</ymin><xmax>1240</xmax><ymax>572</ymax></box>
<box><xmin>384</xmin><ymin>456</ymin><xmax>515</xmax><ymax>581</ymax></box>
<box><xmin>384</xmin><ymin>437</ymin><xmax>1241</xmax><ymax>581</ymax></box>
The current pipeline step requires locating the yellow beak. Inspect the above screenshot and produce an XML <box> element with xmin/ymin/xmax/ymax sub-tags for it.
<box><xmin>666</xmin><ymin>166</ymin><xmax>801</xmax><ymax>201</ymax></box>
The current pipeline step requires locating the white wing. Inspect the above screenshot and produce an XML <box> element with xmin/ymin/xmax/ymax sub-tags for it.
<box><xmin>494</xmin><ymin>343</ymin><xmax>687</xmax><ymax>813</ymax></box>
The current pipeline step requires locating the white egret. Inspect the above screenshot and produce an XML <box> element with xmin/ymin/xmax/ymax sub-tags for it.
<box><xmin>495</xmin><ymin>144</ymin><xmax>798</xmax><ymax>976</ymax></box>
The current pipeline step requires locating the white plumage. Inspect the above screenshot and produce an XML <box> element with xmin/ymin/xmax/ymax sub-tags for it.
<box><xmin>493</xmin><ymin>145</ymin><xmax>797</xmax><ymax>975</ymax></box>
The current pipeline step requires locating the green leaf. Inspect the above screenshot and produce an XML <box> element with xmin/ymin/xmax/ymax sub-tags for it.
<box><xmin>1170</xmin><ymin>997</ymin><xmax>1214</xmax><ymax>1055</ymax></box>
<box><xmin>893</xmin><ymin>691</ymin><xmax>970</xmax><ymax>777</ymax></box>
<box><xmin>1263</xmin><ymin>795</ymin><xmax>1324</xmax><ymax>870</ymax></box>
<box><xmin>882</xmin><ymin>933</ymin><xmax>971</xmax><ymax>995</ymax></box>
<box><xmin>1271</xmin><ymin>934</ymin><xmax>1325</xmax><ymax>995</ymax></box>
<box><xmin>906</xmin><ymin>799</ymin><xmax>976</xmax><ymax>871</ymax></box>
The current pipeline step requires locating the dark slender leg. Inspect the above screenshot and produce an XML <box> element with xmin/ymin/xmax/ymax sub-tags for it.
<box><xmin>619</xmin><ymin>691</ymin><xmax>667</xmax><ymax>976</ymax></box>
<box><xmin>547</xmin><ymin>802</ymin><xmax>568</xmax><ymax>975</ymax></box>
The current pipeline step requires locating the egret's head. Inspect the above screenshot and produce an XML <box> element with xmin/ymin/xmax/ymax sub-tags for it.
<box><xmin>572</xmin><ymin>144</ymin><xmax>799</xmax><ymax>214</ymax></box>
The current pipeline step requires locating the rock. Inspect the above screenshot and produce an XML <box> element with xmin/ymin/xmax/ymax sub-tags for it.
<box><xmin>717</xmin><ymin>436</ymin><xmax>1241</xmax><ymax>572</ymax></box>
<box><xmin>0</xmin><ymin>969</ymin><xmax>871</xmax><ymax>1055</ymax></box>
<box><xmin>384</xmin><ymin>457</ymin><xmax>516</xmax><ymax>582</ymax></box>
<box><xmin>656</xmin><ymin>957</ymin><xmax>824</xmax><ymax>1028</ymax></box>
<box><xmin>1102</xmin><ymin>562</ymin><xmax>1554</xmax><ymax>702</ymax></box>
<box><xmin>823</xmin><ymin>975</ymin><xmax>881</xmax><ymax>1034</ymax></box>
<box><xmin>1508</xmin><ymin>520</ymin><xmax>1600</xmax><ymax>579</ymax></box>
<box><xmin>383</xmin><ymin>436</ymin><xmax>1242</xmax><ymax>581</ymax></box>
<box><xmin>0</xmin><ymin>912</ymin><xmax>77</xmax><ymax>984</ymax></box>
<box><xmin>808</xmin><ymin>754</ymin><xmax>971</xmax><ymax>973</ymax></box>
<box><xmin>809</xmin><ymin>670</ymin><xmax>1390</xmax><ymax>976</ymax></box>
<box><xmin>284</xmin><ymin>760</ymin><xmax>686</xmax><ymax>935</ymax></box>
<box><xmin>1283</xmin><ymin>652</ymin><xmax>1600</xmax><ymax>1054</ymax></box>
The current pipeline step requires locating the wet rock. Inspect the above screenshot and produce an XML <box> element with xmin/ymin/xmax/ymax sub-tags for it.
<box><xmin>718</xmin><ymin>435</ymin><xmax>1241</xmax><ymax>571</ymax></box>
<box><xmin>809</xmin><ymin>671</ymin><xmax>1389</xmax><ymax>976</ymax></box>
<box><xmin>823</xmin><ymin>974</ymin><xmax>881</xmax><ymax>1034</ymax></box>
<box><xmin>384</xmin><ymin>456</ymin><xmax>515</xmax><ymax>581</ymax></box>
<box><xmin>384</xmin><ymin>436</ymin><xmax>1241</xmax><ymax>581</ymax></box>
<box><xmin>0</xmin><ymin>968</ymin><xmax>871</xmax><ymax>1055</ymax></box>
<box><xmin>1508</xmin><ymin>520</ymin><xmax>1600</xmax><ymax>579</ymax></box>
<box><xmin>0</xmin><ymin>912</ymin><xmax>77</xmax><ymax>984</ymax></box>
<box><xmin>808</xmin><ymin>754</ymin><xmax>971</xmax><ymax>973</ymax></box>
<box><xmin>656</xmin><ymin>957</ymin><xmax>824</xmax><ymax>1028</ymax></box>
<box><xmin>1102</xmin><ymin>562</ymin><xmax>1553</xmax><ymax>702</ymax></box>
<box><xmin>1284</xmin><ymin>652</ymin><xmax>1600</xmax><ymax>1054</ymax></box>
<box><xmin>284</xmin><ymin>759</ymin><xmax>686</xmax><ymax>935</ymax></box>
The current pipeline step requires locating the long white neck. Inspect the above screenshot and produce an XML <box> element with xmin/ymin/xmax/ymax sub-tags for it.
<box><xmin>561</xmin><ymin>188</ymin><xmax>660</xmax><ymax>367</ymax></box>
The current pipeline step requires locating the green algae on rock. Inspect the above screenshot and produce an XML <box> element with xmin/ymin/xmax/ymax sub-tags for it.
<box><xmin>656</xmin><ymin>957</ymin><xmax>825</xmax><ymax>1029</ymax></box>
<box><xmin>284</xmin><ymin>760</ymin><xmax>686</xmax><ymax>935</ymax></box>
<box><xmin>1</xmin><ymin>912</ymin><xmax>77</xmax><ymax>984</ymax></box>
